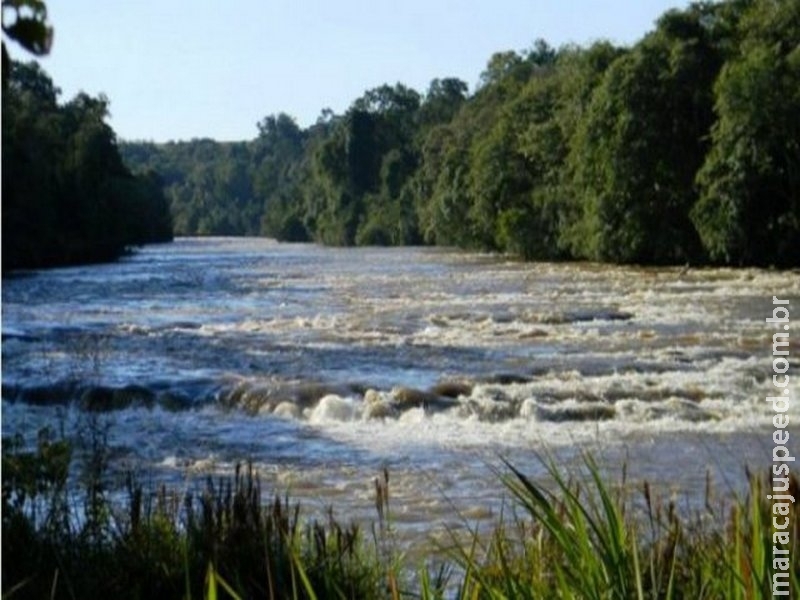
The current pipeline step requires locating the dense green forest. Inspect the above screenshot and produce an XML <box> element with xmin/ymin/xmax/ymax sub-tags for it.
<box><xmin>1</xmin><ymin>61</ymin><xmax>173</xmax><ymax>272</ymax></box>
<box><xmin>122</xmin><ymin>0</ymin><xmax>799</xmax><ymax>267</ymax></box>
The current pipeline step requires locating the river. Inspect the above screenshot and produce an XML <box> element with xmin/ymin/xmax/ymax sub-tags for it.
<box><xmin>2</xmin><ymin>237</ymin><xmax>797</xmax><ymax>543</ymax></box>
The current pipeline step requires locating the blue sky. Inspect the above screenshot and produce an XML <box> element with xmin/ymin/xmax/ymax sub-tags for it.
<box><xmin>12</xmin><ymin>0</ymin><xmax>690</xmax><ymax>142</ymax></box>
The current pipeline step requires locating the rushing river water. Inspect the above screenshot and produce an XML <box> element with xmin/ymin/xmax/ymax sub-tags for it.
<box><xmin>2</xmin><ymin>237</ymin><xmax>798</xmax><ymax>543</ymax></box>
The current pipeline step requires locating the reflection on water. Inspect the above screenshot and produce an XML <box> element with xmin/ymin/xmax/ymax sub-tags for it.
<box><xmin>2</xmin><ymin>237</ymin><xmax>798</xmax><ymax>539</ymax></box>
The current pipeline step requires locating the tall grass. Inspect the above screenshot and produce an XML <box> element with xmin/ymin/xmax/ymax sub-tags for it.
<box><xmin>3</xmin><ymin>430</ymin><xmax>798</xmax><ymax>599</ymax></box>
<box><xmin>449</xmin><ymin>452</ymin><xmax>800</xmax><ymax>599</ymax></box>
<box><xmin>2</xmin><ymin>429</ymin><xmax>388</xmax><ymax>599</ymax></box>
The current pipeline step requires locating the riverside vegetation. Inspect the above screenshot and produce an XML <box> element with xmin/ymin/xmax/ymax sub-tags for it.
<box><xmin>119</xmin><ymin>0</ymin><xmax>799</xmax><ymax>268</ymax></box>
<box><xmin>2</xmin><ymin>0</ymin><xmax>799</xmax><ymax>596</ymax></box>
<box><xmin>2</xmin><ymin>425</ymin><xmax>798</xmax><ymax>599</ymax></box>
<box><xmin>1</xmin><ymin>63</ymin><xmax>173</xmax><ymax>272</ymax></box>
<box><xmin>3</xmin><ymin>0</ymin><xmax>798</xmax><ymax>271</ymax></box>
<box><xmin>1</xmin><ymin>0</ymin><xmax>171</xmax><ymax>272</ymax></box>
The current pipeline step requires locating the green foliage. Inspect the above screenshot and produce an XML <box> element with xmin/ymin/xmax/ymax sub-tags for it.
<box><xmin>451</xmin><ymin>454</ymin><xmax>800</xmax><ymax>599</ymax></box>
<box><xmin>121</xmin><ymin>114</ymin><xmax>314</xmax><ymax>241</ymax></box>
<box><xmin>1</xmin><ymin>0</ymin><xmax>52</xmax><ymax>55</ymax></box>
<box><xmin>2</xmin><ymin>60</ymin><xmax>173</xmax><ymax>272</ymax></box>
<box><xmin>120</xmin><ymin>0</ymin><xmax>796</xmax><ymax>267</ymax></box>
<box><xmin>2</xmin><ymin>430</ymin><xmax>389</xmax><ymax>600</ymax></box>
<box><xmin>4</xmin><ymin>432</ymin><xmax>798</xmax><ymax>599</ymax></box>
<box><xmin>565</xmin><ymin>5</ymin><xmax>723</xmax><ymax>263</ymax></box>
<box><xmin>2</xmin><ymin>428</ymin><xmax>71</xmax><ymax>532</ymax></box>
<box><xmin>1</xmin><ymin>0</ymin><xmax>52</xmax><ymax>87</ymax></box>
<box><xmin>123</xmin><ymin>139</ymin><xmax>258</xmax><ymax>237</ymax></box>
<box><xmin>692</xmin><ymin>0</ymin><xmax>800</xmax><ymax>266</ymax></box>
<box><xmin>309</xmin><ymin>84</ymin><xmax>422</xmax><ymax>246</ymax></box>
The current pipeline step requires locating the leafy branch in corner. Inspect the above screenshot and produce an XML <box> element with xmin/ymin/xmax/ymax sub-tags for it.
<box><xmin>2</xmin><ymin>0</ymin><xmax>53</xmax><ymax>85</ymax></box>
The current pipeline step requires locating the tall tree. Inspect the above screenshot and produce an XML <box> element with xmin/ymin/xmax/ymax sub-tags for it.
<box><xmin>692</xmin><ymin>0</ymin><xmax>800</xmax><ymax>266</ymax></box>
<box><xmin>566</xmin><ymin>5</ymin><xmax>723</xmax><ymax>263</ymax></box>
<box><xmin>2</xmin><ymin>61</ymin><xmax>172</xmax><ymax>271</ymax></box>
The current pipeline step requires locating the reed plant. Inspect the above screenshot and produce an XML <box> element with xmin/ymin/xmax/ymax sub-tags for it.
<box><xmin>3</xmin><ymin>430</ymin><xmax>798</xmax><ymax>599</ymax></box>
<box><xmin>2</xmin><ymin>428</ymin><xmax>389</xmax><ymax>600</ymax></box>
<box><xmin>447</xmin><ymin>452</ymin><xmax>799</xmax><ymax>599</ymax></box>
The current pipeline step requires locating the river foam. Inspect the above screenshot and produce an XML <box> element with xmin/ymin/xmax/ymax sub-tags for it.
<box><xmin>2</xmin><ymin>238</ymin><xmax>798</xmax><ymax>538</ymax></box>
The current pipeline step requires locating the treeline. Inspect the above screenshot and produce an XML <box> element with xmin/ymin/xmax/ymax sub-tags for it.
<box><xmin>2</xmin><ymin>61</ymin><xmax>173</xmax><ymax>273</ymax></box>
<box><xmin>122</xmin><ymin>0</ymin><xmax>799</xmax><ymax>267</ymax></box>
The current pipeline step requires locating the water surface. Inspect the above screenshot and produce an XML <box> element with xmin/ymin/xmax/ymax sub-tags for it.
<box><xmin>3</xmin><ymin>238</ymin><xmax>797</xmax><ymax>541</ymax></box>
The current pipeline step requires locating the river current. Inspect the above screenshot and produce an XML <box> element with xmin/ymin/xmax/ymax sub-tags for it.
<box><xmin>2</xmin><ymin>238</ymin><xmax>798</xmax><ymax>541</ymax></box>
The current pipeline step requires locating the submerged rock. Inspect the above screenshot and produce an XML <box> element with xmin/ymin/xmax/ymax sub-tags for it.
<box><xmin>665</xmin><ymin>398</ymin><xmax>719</xmax><ymax>422</ymax></box>
<box><xmin>463</xmin><ymin>397</ymin><xmax>518</xmax><ymax>422</ymax></box>
<box><xmin>485</xmin><ymin>373</ymin><xmax>532</xmax><ymax>385</ymax></box>
<box><xmin>430</xmin><ymin>381</ymin><xmax>473</xmax><ymax>399</ymax></box>
<box><xmin>363</xmin><ymin>389</ymin><xmax>382</xmax><ymax>405</ymax></box>
<box><xmin>390</xmin><ymin>386</ymin><xmax>458</xmax><ymax>413</ymax></box>
<box><xmin>391</xmin><ymin>386</ymin><xmax>434</xmax><ymax>406</ymax></box>
<box><xmin>219</xmin><ymin>380</ymin><xmax>353</xmax><ymax>415</ymax></box>
<box><xmin>362</xmin><ymin>399</ymin><xmax>397</xmax><ymax>420</ymax></box>
<box><xmin>80</xmin><ymin>384</ymin><xmax>155</xmax><ymax>411</ymax></box>
<box><xmin>218</xmin><ymin>381</ymin><xmax>250</xmax><ymax>410</ymax></box>
<box><xmin>79</xmin><ymin>386</ymin><xmax>113</xmax><ymax>411</ymax></box>
<box><xmin>2</xmin><ymin>381</ymin><xmax>79</xmax><ymax>405</ymax></box>
<box><xmin>534</xmin><ymin>402</ymin><xmax>617</xmax><ymax>422</ymax></box>
<box><xmin>114</xmin><ymin>384</ymin><xmax>156</xmax><ymax>408</ymax></box>
<box><xmin>157</xmin><ymin>390</ymin><xmax>192</xmax><ymax>412</ymax></box>
<box><xmin>361</xmin><ymin>389</ymin><xmax>403</xmax><ymax>420</ymax></box>
<box><xmin>294</xmin><ymin>383</ymin><xmax>347</xmax><ymax>408</ymax></box>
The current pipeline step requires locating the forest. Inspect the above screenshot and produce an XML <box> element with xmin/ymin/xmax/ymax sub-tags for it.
<box><xmin>121</xmin><ymin>0</ymin><xmax>799</xmax><ymax>268</ymax></box>
<box><xmin>4</xmin><ymin>0</ymin><xmax>798</xmax><ymax>270</ymax></box>
<box><xmin>1</xmin><ymin>61</ymin><xmax>173</xmax><ymax>272</ymax></box>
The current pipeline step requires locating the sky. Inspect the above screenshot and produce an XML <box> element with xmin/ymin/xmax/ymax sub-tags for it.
<box><xmin>9</xmin><ymin>0</ymin><xmax>691</xmax><ymax>142</ymax></box>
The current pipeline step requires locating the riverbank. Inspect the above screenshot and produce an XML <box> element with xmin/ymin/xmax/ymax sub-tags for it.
<box><xmin>3</xmin><ymin>427</ymin><xmax>797</xmax><ymax>599</ymax></box>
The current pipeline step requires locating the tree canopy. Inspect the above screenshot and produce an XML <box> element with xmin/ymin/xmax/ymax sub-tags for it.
<box><xmin>118</xmin><ymin>0</ymin><xmax>797</xmax><ymax>267</ymax></box>
<box><xmin>2</xmin><ymin>61</ymin><xmax>173</xmax><ymax>271</ymax></box>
